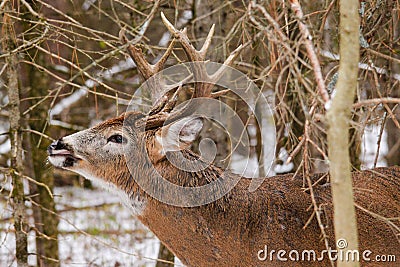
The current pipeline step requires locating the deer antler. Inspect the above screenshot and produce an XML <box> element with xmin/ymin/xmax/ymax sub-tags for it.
<box><xmin>121</xmin><ymin>13</ymin><xmax>245</xmax><ymax>130</ymax></box>
<box><xmin>119</xmin><ymin>28</ymin><xmax>175</xmax><ymax>81</ymax></box>
<box><xmin>120</xmin><ymin>28</ymin><xmax>187</xmax><ymax>112</ymax></box>
<box><xmin>161</xmin><ymin>12</ymin><xmax>243</xmax><ymax>98</ymax></box>
<box><xmin>160</xmin><ymin>12</ymin><xmax>214</xmax><ymax>62</ymax></box>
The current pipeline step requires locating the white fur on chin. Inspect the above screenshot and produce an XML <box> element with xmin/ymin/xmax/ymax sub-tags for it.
<box><xmin>75</xmin><ymin>169</ymin><xmax>147</xmax><ymax>216</ymax></box>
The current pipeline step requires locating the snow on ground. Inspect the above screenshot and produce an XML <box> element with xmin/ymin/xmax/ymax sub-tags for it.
<box><xmin>55</xmin><ymin>187</ymin><xmax>160</xmax><ymax>267</ymax></box>
<box><xmin>0</xmin><ymin>186</ymin><xmax>162</xmax><ymax>267</ymax></box>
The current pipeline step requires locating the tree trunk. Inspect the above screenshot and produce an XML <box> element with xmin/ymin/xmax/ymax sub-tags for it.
<box><xmin>2</xmin><ymin>7</ymin><xmax>29</xmax><ymax>267</ymax></box>
<box><xmin>26</xmin><ymin>51</ymin><xmax>60</xmax><ymax>266</ymax></box>
<box><xmin>326</xmin><ymin>0</ymin><xmax>360</xmax><ymax>266</ymax></box>
<box><xmin>13</xmin><ymin>2</ymin><xmax>62</xmax><ymax>264</ymax></box>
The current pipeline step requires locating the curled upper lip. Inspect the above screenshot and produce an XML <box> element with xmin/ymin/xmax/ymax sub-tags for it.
<box><xmin>48</xmin><ymin>149</ymin><xmax>73</xmax><ymax>156</ymax></box>
<box><xmin>48</xmin><ymin>148</ymin><xmax>82</xmax><ymax>161</ymax></box>
<box><xmin>47</xmin><ymin>139</ymin><xmax>83</xmax><ymax>161</ymax></box>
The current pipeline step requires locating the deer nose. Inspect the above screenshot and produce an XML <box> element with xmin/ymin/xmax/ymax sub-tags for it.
<box><xmin>47</xmin><ymin>139</ymin><xmax>67</xmax><ymax>153</ymax></box>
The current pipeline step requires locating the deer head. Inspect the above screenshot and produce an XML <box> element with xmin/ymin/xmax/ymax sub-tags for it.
<box><xmin>48</xmin><ymin>109</ymin><xmax>207</xmax><ymax>209</ymax></box>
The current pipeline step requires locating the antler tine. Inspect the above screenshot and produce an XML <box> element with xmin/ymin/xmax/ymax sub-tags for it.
<box><xmin>119</xmin><ymin>28</ymin><xmax>175</xmax><ymax>80</ymax></box>
<box><xmin>154</xmin><ymin>39</ymin><xmax>176</xmax><ymax>73</ymax></box>
<box><xmin>208</xmin><ymin>44</ymin><xmax>244</xmax><ymax>86</ymax></box>
<box><xmin>193</xmin><ymin>43</ymin><xmax>244</xmax><ymax>98</ymax></box>
<box><xmin>199</xmin><ymin>24</ymin><xmax>215</xmax><ymax>58</ymax></box>
<box><xmin>161</xmin><ymin>12</ymin><xmax>214</xmax><ymax>62</ymax></box>
<box><xmin>222</xmin><ymin>44</ymin><xmax>243</xmax><ymax>68</ymax></box>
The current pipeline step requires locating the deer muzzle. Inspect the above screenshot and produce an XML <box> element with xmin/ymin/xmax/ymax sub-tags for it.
<box><xmin>48</xmin><ymin>139</ymin><xmax>81</xmax><ymax>168</ymax></box>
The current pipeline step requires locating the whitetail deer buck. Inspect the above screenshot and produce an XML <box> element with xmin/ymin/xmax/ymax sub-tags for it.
<box><xmin>48</xmin><ymin>13</ymin><xmax>399</xmax><ymax>266</ymax></box>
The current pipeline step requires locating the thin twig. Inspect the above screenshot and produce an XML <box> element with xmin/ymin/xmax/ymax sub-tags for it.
<box><xmin>302</xmin><ymin>118</ymin><xmax>334</xmax><ymax>267</ymax></box>
<box><xmin>22</xmin><ymin>129</ymin><xmax>55</xmax><ymax>141</ymax></box>
<box><xmin>353</xmin><ymin>97</ymin><xmax>400</xmax><ymax>109</ymax></box>
<box><xmin>373</xmin><ymin>113</ymin><xmax>387</xmax><ymax>168</ymax></box>
<box><xmin>289</xmin><ymin>0</ymin><xmax>329</xmax><ymax>104</ymax></box>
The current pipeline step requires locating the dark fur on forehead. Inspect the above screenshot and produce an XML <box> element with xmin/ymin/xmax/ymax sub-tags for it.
<box><xmin>122</xmin><ymin>111</ymin><xmax>145</xmax><ymax>120</ymax></box>
<box><xmin>89</xmin><ymin>111</ymin><xmax>145</xmax><ymax>132</ymax></box>
<box><xmin>122</xmin><ymin>111</ymin><xmax>146</xmax><ymax>128</ymax></box>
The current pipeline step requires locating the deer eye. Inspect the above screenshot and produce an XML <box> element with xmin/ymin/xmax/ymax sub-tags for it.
<box><xmin>107</xmin><ymin>134</ymin><xmax>126</xmax><ymax>144</ymax></box>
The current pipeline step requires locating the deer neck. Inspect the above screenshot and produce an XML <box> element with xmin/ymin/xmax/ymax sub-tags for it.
<box><xmin>135</xmin><ymin>149</ymin><xmax>234</xmax><ymax>266</ymax></box>
<box><xmin>103</xmin><ymin>137</ymin><xmax>226</xmax><ymax>213</ymax></box>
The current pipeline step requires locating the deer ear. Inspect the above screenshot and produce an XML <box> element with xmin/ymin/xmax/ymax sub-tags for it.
<box><xmin>156</xmin><ymin>117</ymin><xmax>203</xmax><ymax>155</ymax></box>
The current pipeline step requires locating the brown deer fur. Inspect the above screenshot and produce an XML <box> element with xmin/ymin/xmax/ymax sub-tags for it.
<box><xmin>48</xmin><ymin>111</ymin><xmax>400</xmax><ymax>267</ymax></box>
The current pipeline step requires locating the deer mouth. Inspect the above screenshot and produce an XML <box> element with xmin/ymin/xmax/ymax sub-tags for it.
<box><xmin>48</xmin><ymin>141</ymin><xmax>81</xmax><ymax>168</ymax></box>
<box><xmin>48</xmin><ymin>150</ymin><xmax>81</xmax><ymax>168</ymax></box>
